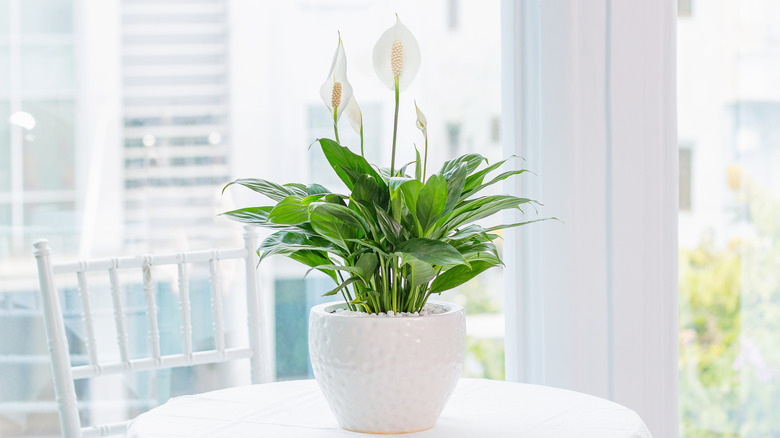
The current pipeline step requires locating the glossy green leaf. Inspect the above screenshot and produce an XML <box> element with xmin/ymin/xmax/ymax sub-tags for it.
<box><xmin>307</xmin><ymin>183</ymin><xmax>331</xmax><ymax>195</ymax></box>
<box><xmin>440</xmin><ymin>153</ymin><xmax>487</xmax><ymax>176</ymax></box>
<box><xmin>322</xmin><ymin>277</ymin><xmax>364</xmax><ymax>296</ymax></box>
<box><xmin>402</xmin><ymin>254</ymin><xmax>436</xmax><ymax>288</ymax></box>
<box><xmin>319</xmin><ymin>138</ymin><xmax>387</xmax><ymax>191</ymax></box>
<box><xmin>283</xmin><ymin>183</ymin><xmax>309</xmax><ymax>196</ymax></box>
<box><xmin>463</xmin><ymin>169</ymin><xmax>532</xmax><ymax>199</ymax></box>
<box><xmin>416</xmin><ymin>174</ymin><xmax>447</xmax><ymax>234</ymax></box>
<box><xmin>459</xmin><ymin>242</ymin><xmax>503</xmax><ymax>265</ymax></box>
<box><xmin>268</xmin><ymin>196</ymin><xmax>308</xmax><ymax>224</ymax></box>
<box><xmin>257</xmin><ymin>231</ymin><xmax>342</xmax><ymax>265</ymax></box>
<box><xmin>309</xmin><ymin>202</ymin><xmax>367</xmax><ymax>250</ymax></box>
<box><xmin>219</xmin><ymin>206</ymin><xmax>273</xmax><ymax>224</ymax></box>
<box><xmin>429</xmin><ymin>261</ymin><xmax>496</xmax><ymax>294</ymax></box>
<box><xmin>288</xmin><ymin>251</ymin><xmax>337</xmax><ymax>281</ymax></box>
<box><xmin>443</xmin><ymin>163</ymin><xmax>469</xmax><ymax>215</ymax></box>
<box><xmin>447</xmin><ymin>224</ymin><xmax>490</xmax><ymax>242</ymax></box>
<box><xmin>462</xmin><ymin>157</ymin><xmax>512</xmax><ymax>193</ymax></box>
<box><xmin>414</xmin><ymin>145</ymin><xmax>422</xmax><ymax>181</ymax></box>
<box><xmin>351</xmin><ymin>174</ymin><xmax>388</xmax><ymax>208</ymax></box>
<box><xmin>438</xmin><ymin>195</ymin><xmax>536</xmax><ymax>233</ymax></box>
<box><xmin>223</xmin><ymin>178</ymin><xmax>304</xmax><ymax>202</ymax></box>
<box><xmin>376</xmin><ymin>206</ymin><xmax>402</xmax><ymax>246</ymax></box>
<box><xmin>355</xmin><ymin>253</ymin><xmax>379</xmax><ymax>279</ymax></box>
<box><xmin>395</xmin><ymin>238</ymin><xmax>467</xmax><ymax>266</ymax></box>
<box><xmin>484</xmin><ymin>217</ymin><xmax>559</xmax><ymax>232</ymax></box>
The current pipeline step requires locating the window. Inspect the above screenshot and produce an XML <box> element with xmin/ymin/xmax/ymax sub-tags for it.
<box><xmin>678</xmin><ymin>0</ymin><xmax>693</xmax><ymax>18</ymax></box>
<box><xmin>0</xmin><ymin>1</ymin><xmax>505</xmax><ymax>435</ymax></box>
<box><xmin>678</xmin><ymin>2</ymin><xmax>780</xmax><ymax>435</ymax></box>
<box><xmin>678</xmin><ymin>146</ymin><xmax>692</xmax><ymax>212</ymax></box>
<box><xmin>447</xmin><ymin>0</ymin><xmax>459</xmax><ymax>31</ymax></box>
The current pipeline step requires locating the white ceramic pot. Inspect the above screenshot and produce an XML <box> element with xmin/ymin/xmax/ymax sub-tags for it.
<box><xmin>308</xmin><ymin>301</ymin><xmax>466</xmax><ymax>434</ymax></box>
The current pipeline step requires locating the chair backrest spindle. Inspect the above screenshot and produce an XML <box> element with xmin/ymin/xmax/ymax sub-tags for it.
<box><xmin>76</xmin><ymin>269</ymin><xmax>100</xmax><ymax>367</ymax></box>
<box><xmin>142</xmin><ymin>259</ymin><xmax>162</xmax><ymax>364</ymax></box>
<box><xmin>108</xmin><ymin>262</ymin><xmax>130</xmax><ymax>366</ymax></box>
<box><xmin>208</xmin><ymin>254</ymin><xmax>226</xmax><ymax>355</ymax></box>
<box><xmin>34</xmin><ymin>240</ymin><xmax>82</xmax><ymax>438</ymax></box>
<box><xmin>177</xmin><ymin>258</ymin><xmax>193</xmax><ymax>359</ymax></box>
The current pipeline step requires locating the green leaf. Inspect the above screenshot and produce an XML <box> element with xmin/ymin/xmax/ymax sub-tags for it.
<box><xmin>322</xmin><ymin>277</ymin><xmax>364</xmax><ymax>296</ymax></box>
<box><xmin>459</xmin><ymin>242</ymin><xmax>503</xmax><ymax>265</ymax></box>
<box><xmin>257</xmin><ymin>231</ymin><xmax>342</xmax><ymax>265</ymax></box>
<box><xmin>429</xmin><ymin>261</ymin><xmax>496</xmax><ymax>294</ymax></box>
<box><xmin>415</xmin><ymin>145</ymin><xmax>422</xmax><ymax>181</ymax></box>
<box><xmin>351</xmin><ymin>174</ymin><xmax>388</xmax><ymax>208</ymax></box>
<box><xmin>462</xmin><ymin>157</ymin><xmax>515</xmax><ymax>193</ymax></box>
<box><xmin>447</xmin><ymin>224</ymin><xmax>490</xmax><ymax>242</ymax></box>
<box><xmin>345</xmin><ymin>238</ymin><xmax>389</xmax><ymax>255</ymax></box>
<box><xmin>268</xmin><ymin>196</ymin><xmax>308</xmax><ymax>224</ymax></box>
<box><xmin>311</xmin><ymin>202</ymin><xmax>369</xmax><ymax>234</ymax></box>
<box><xmin>438</xmin><ymin>195</ymin><xmax>537</xmax><ymax>234</ymax></box>
<box><xmin>395</xmin><ymin>238</ymin><xmax>468</xmax><ymax>267</ymax></box>
<box><xmin>319</xmin><ymin>138</ymin><xmax>387</xmax><ymax>191</ymax></box>
<box><xmin>307</xmin><ymin>183</ymin><xmax>331</xmax><ymax>195</ymax></box>
<box><xmin>440</xmin><ymin>154</ymin><xmax>487</xmax><ymax>176</ymax></box>
<box><xmin>443</xmin><ymin>163</ymin><xmax>469</xmax><ymax>215</ymax></box>
<box><xmin>309</xmin><ymin>202</ymin><xmax>366</xmax><ymax>250</ymax></box>
<box><xmin>219</xmin><ymin>206</ymin><xmax>273</xmax><ymax>224</ymax></box>
<box><xmin>401</xmin><ymin>254</ymin><xmax>436</xmax><ymax>288</ymax></box>
<box><xmin>463</xmin><ymin>169</ymin><xmax>532</xmax><ymax>199</ymax></box>
<box><xmin>484</xmin><ymin>217</ymin><xmax>559</xmax><ymax>232</ymax></box>
<box><xmin>389</xmin><ymin>176</ymin><xmax>417</xmax><ymax>193</ymax></box>
<box><xmin>376</xmin><ymin>207</ymin><xmax>403</xmax><ymax>246</ymax></box>
<box><xmin>283</xmin><ymin>183</ymin><xmax>309</xmax><ymax>196</ymax></box>
<box><xmin>416</xmin><ymin>174</ymin><xmax>448</xmax><ymax>234</ymax></box>
<box><xmin>288</xmin><ymin>251</ymin><xmax>337</xmax><ymax>282</ymax></box>
<box><xmin>355</xmin><ymin>253</ymin><xmax>379</xmax><ymax>279</ymax></box>
<box><xmin>223</xmin><ymin>178</ymin><xmax>304</xmax><ymax>202</ymax></box>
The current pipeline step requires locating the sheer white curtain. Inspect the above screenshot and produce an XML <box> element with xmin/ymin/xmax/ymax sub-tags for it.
<box><xmin>501</xmin><ymin>1</ymin><xmax>678</xmax><ymax>437</ymax></box>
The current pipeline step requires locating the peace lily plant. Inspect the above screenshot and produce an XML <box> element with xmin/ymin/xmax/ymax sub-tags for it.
<box><xmin>222</xmin><ymin>16</ymin><xmax>548</xmax><ymax>314</ymax></box>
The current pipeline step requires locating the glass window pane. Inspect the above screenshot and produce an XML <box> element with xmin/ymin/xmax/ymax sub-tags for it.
<box><xmin>23</xmin><ymin>201</ymin><xmax>77</xmax><ymax>250</ymax></box>
<box><xmin>0</xmin><ymin>101</ymin><xmax>9</xmax><ymax>192</ymax></box>
<box><xmin>21</xmin><ymin>44</ymin><xmax>74</xmax><ymax>92</ymax></box>
<box><xmin>0</xmin><ymin>204</ymin><xmax>10</xmax><ymax>256</ymax></box>
<box><xmin>678</xmin><ymin>1</ymin><xmax>780</xmax><ymax>435</ymax></box>
<box><xmin>0</xmin><ymin>0</ymin><xmax>8</xmax><ymax>34</ymax></box>
<box><xmin>0</xmin><ymin>46</ymin><xmax>9</xmax><ymax>93</ymax></box>
<box><xmin>21</xmin><ymin>0</ymin><xmax>73</xmax><ymax>34</ymax></box>
<box><xmin>22</xmin><ymin>100</ymin><xmax>75</xmax><ymax>191</ymax></box>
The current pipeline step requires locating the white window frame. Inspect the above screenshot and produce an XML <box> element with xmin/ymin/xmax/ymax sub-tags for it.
<box><xmin>501</xmin><ymin>1</ymin><xmax>678</xmax><ymax>437</ymax></box>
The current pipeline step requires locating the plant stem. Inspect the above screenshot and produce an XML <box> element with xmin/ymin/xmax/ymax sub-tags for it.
<box><xmin>423</xmin><ymin>134</ymin><xmax>428</xmax><ymax>181</ymax></box>
<box><xmin>333</xmin><ymin>107</ymin><xmax>340</xmax><ymax>143</ymax></box>
<box><xmin>336</xmin><ymin>271</ymin><xmax>355</xmax><ymax>311</ymax></box>
<box><xmin>360</xmin><ymin>122</ymin><xmax>364</xmax><ymax>157</ymax></box>
<box><xmin>390</xmin><ymin>76</ymin><xmax>400</xmax><ymax>175</ymax></box>
<box><xmin>392</xmin><ymin>258</ymin><xmax>398</xmax><ymax>312</ymax></box>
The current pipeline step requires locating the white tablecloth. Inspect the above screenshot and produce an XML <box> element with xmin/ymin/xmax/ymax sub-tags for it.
<box><xmin>128</xmin><ymin>379</ymin><xmax>652</xmax><ymax>437</ymax></box>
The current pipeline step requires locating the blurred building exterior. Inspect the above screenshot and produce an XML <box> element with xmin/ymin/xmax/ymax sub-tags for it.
<box><xmin>1</xmin><ymin>1</ymin><xmax>503</xmax><ymax>436</ymax></box>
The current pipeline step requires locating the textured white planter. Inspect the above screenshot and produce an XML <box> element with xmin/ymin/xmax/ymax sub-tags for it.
<box><xmin>308</xmin><ymin>301</ymin><xmax>466</xmax><ymax>434</ymax></box>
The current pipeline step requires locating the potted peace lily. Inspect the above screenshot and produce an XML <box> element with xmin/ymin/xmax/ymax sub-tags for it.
<box><xmin>222</xmin><ymin>16</ymin><xmax>547</xmax><ymax>434</ymax></box>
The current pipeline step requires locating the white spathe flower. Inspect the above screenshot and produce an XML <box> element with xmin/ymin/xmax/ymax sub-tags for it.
<box><xmin>319</xmin><ymin>34</ymin><xmax>354</xmax><ymax>121</ymax></box>
<box><xmin>372</xmin><ymin>15</ymin><xmax>421</xmax><ymax>91</ymax></box>
<box><xmin>414</xmin><ymin>101</ymin><xmax>427</xmax><ymax>136</ymax></box>
<box><xmin>345</xmin><ymin>95</ymin><xmax>362</xmax><ymax>134</ymax></box>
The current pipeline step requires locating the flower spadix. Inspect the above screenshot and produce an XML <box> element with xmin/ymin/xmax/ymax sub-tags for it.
<box><xmin>320</xmin><ymin>34</ymin><xmax>354</xmax><ymax>121</ymax></box>
<box><xmin>372</xmin><ymin>15</ymin><xmax>421</xmax><ymax>91</ymax></box>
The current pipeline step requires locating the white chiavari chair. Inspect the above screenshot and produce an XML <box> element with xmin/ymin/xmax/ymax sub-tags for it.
<box><xmin>33</xmin><ymin>226</ymin><xmax>270</xmax><ymax>437</ymax></box>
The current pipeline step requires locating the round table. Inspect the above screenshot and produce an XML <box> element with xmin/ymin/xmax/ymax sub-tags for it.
<box><xmin>128</xmin><ymin>379</ymin><xmax>652</xmax><ymax>437</ymax></box>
